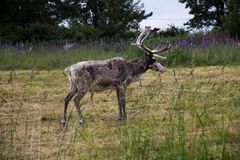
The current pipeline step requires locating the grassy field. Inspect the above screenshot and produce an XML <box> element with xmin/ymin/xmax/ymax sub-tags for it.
<box><xmin>0</xmin><ymin>66</ymin><xmax>240</xmax><ymax>159</ymax></box>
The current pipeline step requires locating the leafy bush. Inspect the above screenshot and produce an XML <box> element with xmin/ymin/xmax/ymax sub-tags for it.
<box><xmin>166</xmin><ymin>48</ymin><xmax>192</xmax><ymax>67</ymax></box>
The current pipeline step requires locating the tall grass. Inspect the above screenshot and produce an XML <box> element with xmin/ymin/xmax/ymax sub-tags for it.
<box><xmin>191</xmin><ymin>44</ymin><xmax>240</xmax><ymax>66</ymax></box>
<box><xmin>1</xmin><ymin>32</ymin><xmax>239</xmax><ymax>159</ymax></box>
<box><xmin>0</xmin><ymin>44</ymin><xmax>240</xmax><ymax>70</ymax></box>
<box><xmin>1</xmin><ymin>33</ymin><xmax>240</xmax><ymax>70</ymax></box>
<box><xmin>0</xmin><ymin>47</ymin><xmax>137</xmax><ymax>70</ymax></box>
<box><xmin>0</xmin><ymin>67</ymin><xmax>239</xmax><ymax>159</ymax></box>
<box><xmin>114</xmin><ymin>67</ymin><xmax>240</xmax><ymax>159</ymax></box>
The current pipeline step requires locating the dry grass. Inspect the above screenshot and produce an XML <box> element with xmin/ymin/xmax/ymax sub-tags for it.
<box><xmin>0</xmin><ymin>66</ymin><xmax>240</xmax><ymax>159</ymax></box>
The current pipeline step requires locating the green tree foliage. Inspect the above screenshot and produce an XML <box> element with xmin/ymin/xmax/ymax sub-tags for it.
<box><xmin>0</xmin><ymin>0</ymin><xmax>152</xmax><ymax>42</ymax></box>
<box><xmin>223</xmin><ymin>0</ymin><xmax>240</xmax><ymax>38</ymax></box>
<box><xmin>64</xmin><ymin>0</ymin><xmax>152</xmax><ymax>39</ymax></box>
<box><xmin>179</xmin><ymin>0</ymin><xmax>240</xmax><ymax>37</ymax></box>
<box><xmin>178</xmin><ymin>0</ymin><xmax>225</xmax><ymax>29</ymax></box>
<box><xmin>0</xmin><ymin>0</ymin><xmax>63</xmax><ymax>42</ymax></box>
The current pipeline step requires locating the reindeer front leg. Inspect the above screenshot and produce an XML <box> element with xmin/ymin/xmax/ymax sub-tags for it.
<box><xmin>116</xmin><ymin>85</ymin><xmax>127</xmax><ymax>120</ymax></box>
<box><xmin>73</xmin><ymin>91</ymin><xmax>87</xmax><ymax>127</ymax></box>
<box><xmin>61</xmin><ymin>87</ymin><xmax>77</xmax><ymax>127</ymax></box>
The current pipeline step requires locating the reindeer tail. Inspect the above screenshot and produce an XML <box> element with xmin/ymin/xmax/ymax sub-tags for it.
<box><xmin>63</xmin><ymin>66</ymin><xmax>70</xmax><ymax>76</ymax></box>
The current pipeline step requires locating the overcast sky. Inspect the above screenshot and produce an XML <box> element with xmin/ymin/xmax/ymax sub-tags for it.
<box><xmin>137</xmin><ymin>0</ymin><xmax>193</xmax><ymax>30</ymax></box>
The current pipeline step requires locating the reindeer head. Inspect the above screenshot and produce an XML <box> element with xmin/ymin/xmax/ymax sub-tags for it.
<box><xmin>131</xmin><ymin>26</ymin><xmax>172</xmax><ymax>73</ymax></box>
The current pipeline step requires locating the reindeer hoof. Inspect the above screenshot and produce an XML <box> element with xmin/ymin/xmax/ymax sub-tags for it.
<box><xmin>60</xmin><ymin>119</ymin><xmax>66</xmax><ymax>127</ymax></box>
<box><xmin>117</xmin><ymin>117</ymin><xmax>126</xmax><ymax>121</ymax></box>
<box><xmin>80</xmin><ymin>119</ymin><xmax>86</xmax><ymax>127</ymax></box>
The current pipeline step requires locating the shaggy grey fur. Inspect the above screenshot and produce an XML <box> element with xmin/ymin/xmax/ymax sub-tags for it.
<box><xmin>61</xmin><ymin>27</ymin><xmax>171</xmax><ymax>127</ymax></box>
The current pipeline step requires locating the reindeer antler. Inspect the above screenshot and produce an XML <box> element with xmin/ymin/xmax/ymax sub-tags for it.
<box><xmin>131</xmin><ymin>26</ymin><xmax>172</xmax><ymax>60</ymax></box>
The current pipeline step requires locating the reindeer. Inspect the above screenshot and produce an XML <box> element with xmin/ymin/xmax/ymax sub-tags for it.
<box><xmin>61</xmin><ymin>26</ymin><xmax>172</xmax><ymax>127</ymax></box>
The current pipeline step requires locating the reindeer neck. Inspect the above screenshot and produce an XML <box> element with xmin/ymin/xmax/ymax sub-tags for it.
<box><xmin>129</xmin><ymin>56</ymin><xmax>152</xmax><ymax>76</ymax></box>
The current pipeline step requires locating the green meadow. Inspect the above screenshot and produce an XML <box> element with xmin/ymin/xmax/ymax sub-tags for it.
<box><xmin>0</xmin><ymin>65</ymin><xmax>240</xmax><ymax>159</ymax></box>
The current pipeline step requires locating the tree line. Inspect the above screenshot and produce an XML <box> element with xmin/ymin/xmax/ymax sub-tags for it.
<box><xmin>0</xmin><ymin>0</ymin><xmax>239</xmax><ymax>43</ymax></box>
<box><xmin>179</xmin><ymin>0</ymin><xmax>240</xmax><ymax>38</ymax></box>
<box><xmin>0</xmin><ymin>0</ymin><xmax>152</xmax><ymax>43</ymax></box>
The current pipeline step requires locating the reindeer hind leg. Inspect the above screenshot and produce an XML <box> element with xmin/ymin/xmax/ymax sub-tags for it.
<box><xmin>61</xmin><ymin>86</ymin><xmax>77</xmax><ymax>127</ymax></box>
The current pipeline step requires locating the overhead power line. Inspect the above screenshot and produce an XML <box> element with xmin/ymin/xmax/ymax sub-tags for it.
<box><xmin>144</xmin><ymin>18</ymin><xmax>190</xmax><ymax>20</ymax></box>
